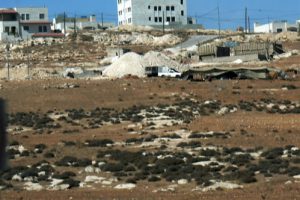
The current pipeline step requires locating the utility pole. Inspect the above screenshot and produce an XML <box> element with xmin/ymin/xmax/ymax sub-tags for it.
<box><xmin>245</xmin><ymin>7</ymin><xmax>248</xmax><ymax>33</ymax></box>
<box><xmin>74</xmin><ymin>15</ymin><xmax>77</xmax><ymax>35</ymax></box>
<box><xmin>217</xmin><ymin>6</ymin><xmax>221</xmax><ymax>38</ymax></box>
<box><xmin>162</xmin><ymin>11</ymin><xmax>165</xmax><ymax>34</ymax></box>
<box><xmin>63</xmin><ymin>12</ymin><xmax>66</xmax><ymax>35</ymax></box>
<box><xmin>248</xmin><ymin>16</ymin><xmax>251</xmax><ymax>33</ymax></box>
<box><xmin>101</xmin><ymin>12</ymin><xmax>104</xmax><ymax>28</ymax></box>
<box><xmin>26</xmin><ymin>37</ymin><xmax>30</xmax><ymax>79</ymax></box>
<box><xmin>5</xmin><ymin>44</ymin><xmax>10</xmax><ymax>81</ymax></box>
<box><xmin>298</xmin><ymin>23</ymin><xmax>300</xmax><ymax>36</ymax></box>
<box><xmin>0</xmin><ymin>99</ymin><xmax>8</xmax><ymax>171</ymax></box>
<box><xmin>268</xmin><ymin>17</ymin><xmax>271</xmax><ymax>33</ymax></box>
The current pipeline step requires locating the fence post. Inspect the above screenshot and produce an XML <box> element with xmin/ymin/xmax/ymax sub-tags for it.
<box><xmin>0</xmin><ymin>99</ymin><xmax>8</xmax><ymax>171</ymax></box>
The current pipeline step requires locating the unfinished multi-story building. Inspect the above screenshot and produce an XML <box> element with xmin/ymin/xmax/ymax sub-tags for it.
<box><xmin>117</xmin><ymin>0</ymin><xmax>188</xmax><ymax>26</ymax></box>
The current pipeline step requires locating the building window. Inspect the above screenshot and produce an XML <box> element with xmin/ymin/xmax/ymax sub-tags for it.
<box><xmin>171</xmin><ymin>6</ymin><xmax>175</xmax><ymax>11</ymax></box>
<box><xmin>159</xmin><ymin>17</ymin><xmax>162</xmax><ymax>22</ymax></box>
<box><xmin>171</xmin><ymin>17</ymin><xmax>175</xmax><ymax>22</ymax></box>
<box><xmin>166</xmin><ymin>6</ymin><xmax>170</xmax><ymax>11</ymax></box>
<box><xmin>154</xmin><ymin>6</ymin><xmax>157</xmax><ymax>11</ymax></box>
<box><xmin>23</xmin><ymin>26</ymin><xmax>29</xmax><ymax>31</ymax></box>
<box><xmin>39</xmin><ymin>13</ymin><xmax>45</xmax><ymax>19</ymax></box>
<box><xmin>43</xmin><ymin>26</ymin><xmax>47</xmax><ymax>32</ymax></box>
<box><xmin>181</xmin><ymin>0</ymin><xmax>184</xmax><ymax>5</ymax></box>
<box><xmin>148</xmin><ymin>5</ymin><xmax>151</xmax><ymax>9</ymax></box>
<box><xmin>128</xmin><ymin>18</ymin><xmax>132</xmax><ymax>23</ymax></box>
<box><xmin>39</xmin><ymin>26</ymin><xmax>43</xmax><ymax>32</ymax></box>
<box><xmin>166</xmin><ymin>17</ymin><xmax>171</xmax><ymax>22</ymax></box>
<box><xmin>118</xmin><ymin>0</ymin><xmax>122</xmax><ymax>4</ymax></box>
<box><xmin>149</xmin><ymin>17</ymin><xmax>151</xmax><ymax>21</ymax></box>
<box><xmin>181</xmin><ymin>10</ymin><xmax>184</xmax><ymax>16</ymax></box>
<box><xmin>154</xmin><ymin>17</ymin><xmax>158</xmax><ymax>22</ymax></box>
<box><xmin>4</xmin><ymin>27</ymin><xmax>9</xmax><ymax>34</ymax></box>
<box><xmin>21</xmin><ymin>14</ymin><xmax>25</xmax><ymax>20</ymax></box>
<box><xmin>158</xmin><ymin>6</ymin><xmax>161</xmax><ymax>11</ymax></box>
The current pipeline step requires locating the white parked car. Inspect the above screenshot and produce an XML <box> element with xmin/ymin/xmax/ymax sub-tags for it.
<box><xmin>145</xmin><ymin>66</ymin><xmax>181</xmax><ymax>78</ymax></box>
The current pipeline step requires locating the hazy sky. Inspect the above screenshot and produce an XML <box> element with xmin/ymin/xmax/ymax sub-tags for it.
<box><xmin>1</xmin><ymin>0</ymin><xmax>300</xmax><ymax>29</ymax></box>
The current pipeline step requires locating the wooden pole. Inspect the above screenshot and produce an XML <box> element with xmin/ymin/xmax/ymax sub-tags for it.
<box><xmin>0</xmin><ymin>99</ymin><xmax>8</xmax><ymax>171</ymax></box>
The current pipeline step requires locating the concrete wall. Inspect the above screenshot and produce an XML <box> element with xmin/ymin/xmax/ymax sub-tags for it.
<box><xmin>15</xmin><ymin>7</ymin><xmax>49</xmax><ymax>21</ymax></box>
<box><xmin>254</xmin><ymin>21</ymin><xmax>296</xmax><ymax>33</ymax></box>
<box><xmin>117</xmin><ymin>0</ymin><xmax>187</xmax><ymax>26</ymax></box>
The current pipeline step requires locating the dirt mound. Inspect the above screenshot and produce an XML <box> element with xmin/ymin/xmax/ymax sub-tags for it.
<box><xmin>102</xmin><ymin>52</ymin><xmax>144</xmax><ymax>78</ymax></box>
<box><xmin>103</xmin><ymin>51</ymin><xmax>183</xmax><ymax>78</ymax></box>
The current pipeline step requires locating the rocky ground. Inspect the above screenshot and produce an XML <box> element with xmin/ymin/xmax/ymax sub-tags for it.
<box><xmin>0</xmin><ymin>76</ymin><xmax>300</xmax><ymax>200</ymax></box>
<box><xmin>0</xmin><ymin>30</ymin><xmax>300</xmax><ymax>200</ymax></box>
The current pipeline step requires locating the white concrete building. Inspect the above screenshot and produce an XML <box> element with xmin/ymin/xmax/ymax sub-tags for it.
<box><xmin>0</xmin><ymin>9</ymin><xmax>21</xmax><ymax>41</ymax></box>
<box><xmin>0</xmin><ymin>7</ymin><xmax>63</xmax><ymax>41</ymax></box>
<box><xmin>117</xmin><ymin>0</ymin><xmax>188</xmax><ymax>26</ymax></box>
<box><xmin>52</xmin><ymin>15</ymin><xmax>115</xmax><ymax>33</ymax></box>
<box><xmin>16</xmin><ymin>7</ymin><xmax>52</xmax><ymax>39</ymax></box>
<box><xmin>254</xmin><ymin>20</ymin><xmax>297</xmax><ymax>33</ymax></box>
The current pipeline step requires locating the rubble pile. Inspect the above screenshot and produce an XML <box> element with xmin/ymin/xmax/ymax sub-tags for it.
<box><xmin>103</xmin><ymin>51</ymin><xmax>183</xmax><ymax>78</ymax></box>
<box><xmin>93</xmin><ymin>32</ymin><xmax>182</xmax><ymax>46</ymax></box>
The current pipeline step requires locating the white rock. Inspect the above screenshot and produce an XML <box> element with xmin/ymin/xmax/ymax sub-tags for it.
<box><xmin>267</xmin><ymin>103</ymin><xmax>275</xmax><ymax>109</ymax></box>
<box><xmin>49</xmin><ymin>178</ymin><xmax>63</xmax><ymax>187</ymax></box>
<box><xmin>84</xmin><ymin>166</ymin><xmax>95</xmax><ymax>173</ymax></box>
<box><xmin>24</xmin><ymin>177</ymin><xmax>34</xmax><ymax>182</ymax></box>
<box><xmin>218</xmin><ymin>107</ymin><xmax>229</xmax><ymax>116</ymax></box>
<box><xmin>98</xmin><ymin>162</ymin><xmax>106</xmax><ymax>167</ymax></box>
<box><xmin>38</xmin><ymin>171</ymin><xmax>46</xmax><ymax>176</ymax></box>
<box><xmin>95</xmin><ymin>168</ymin><xmax>101</xmax><ymax>174</ymax></box>
<box><xmin>12</xmin><ymin>174</ymin><xmax>22</xmax><ymax>181</ymax></box>
<box><xmin>293</xmin><ymin>175</ymin><xmax>300</xmax><ymax>179</ymax></box>
<box><xmin>114</xmin><ymin>183</ymin><xmax>136</xmax><ymax>189</ymax></box>
<box><xmin>84</xmin><ymin>176</ymin><xmax>105</xmax><ymax>183</ymax></box>
<box><xmin>18</xmin><ymin>145</ymin><xmax>26</xmax><ymax>153</ymax></box>
<box><xmin>177</xmin><ymin>179</ymin><xmax>188</xmax><ymax>185</ymax></box>
<box><xmin>24</xmin><ymin>182</ymin><xmax>43</xmax><ymax>191</ymax></box>
<box><xmin>199</xmin><ymin>181</ymin><xmax>242</xmax><ymax>192</ymax></box>
<box><xmin>291</xmin><ymin>147</ymin><xmax>299</xmax><ymax>151</ymax></box>
<box><xmin>279</xmin><ymin>105</ymin><xmax>287</xmax><ymax>110</ymax></box>
<box><xmin>102</xmin><ymin>180</ymin><xmax>113</xmax><ymax>185</ymax></box>
<box><xmin>51</xmin><ymin>184</ymin><xmax>70</xmax><ymax>191</ymax></box>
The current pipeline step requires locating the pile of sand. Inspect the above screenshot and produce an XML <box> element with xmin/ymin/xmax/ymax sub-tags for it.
<box><xmin>103</xmin><ymin>51</ymin><xmax>183</xmax><ymax>78</ymax></box>
<box><xmin>103</xmin><ymin>52</ymin><xmax>145</xmax><ymax>78</ymax></box>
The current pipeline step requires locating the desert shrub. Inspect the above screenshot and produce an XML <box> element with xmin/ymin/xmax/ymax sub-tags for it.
<box><xmin>200</xmin><ymin>149</ymin><xmax>220</xmax><ymax>157</ymax></box>
<box><xmin>102</xmin><ymin>163</ymin><xmax>124</xmax><ymax>172</ymax></box>
<box><xmin>227</xmin><ymin>154</ymin><xmax>252</xmax><ymax>166</ymax></box>
<box><xmin>177</xmin><ymin>141</ymin><xmax>201</xmax><ymax>148</ymax></box>
<box><xmin>20</xmin><ymin>168</ymin><xmax>39</xmax><ymax>178</ymax></box>
<box><xmin>44</xmin><ymin>152</ymin><xmax>55</xmax><ymax>158</ymax></box>
<box><xmin>287</xmin><ymin>167</ymin><xmax>300</xmax><ymax>176</ymax></box>
<box><xmin>61</xmin><ymin>178</ymin><xmax>80</xmax><ymax>188</ymax></box>
<box><xmin>261</xmin><ymin>148</ymin><xmax>284</xmax><ymax>159</ymax></box>
<box><xmin>85</xmin><ymin>139</ymin><xmax>114</xmax><ymax>147</ymax></box>
<box><xmin>53</xmin><ymin>171</ymin><xmax>76</xmax><ymax>179</ymax></box>
<box><xmin>163</xmin><ymin>133</ymin><xmax>181</xmax><ymax>139</ymax></box>
<box><xmin>55</xmin><ymin>156</ymin><xmax>79</xmax><ymax>167</ymax></box>
<box><xmin>148</xmin><ymin>176</ymin><xmax>161</xmax><ymax>182</ymax></box>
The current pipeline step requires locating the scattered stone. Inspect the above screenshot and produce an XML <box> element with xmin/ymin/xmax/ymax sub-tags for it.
<box><xmin>178</xmin><ymin>179</ymin><xmax>188</xmax><ymax>185</ymax></box>
<box><xmin>24</xmin><ymin>182</ymin><xmax>43</xmax><ymax>191</ymax></box>
<box><xmin>114</xmin><ymin>183</ymin><xmax>136</xmax><ymax>190</ymax></box>
<box><xmin>84</xmin><ymin>176</ymin><xmax>105</xmax><ymax>184</ymax></box>
<box><xmin>218</xmin><ymin>107</ymin><xmax>229</xmax><ymax>115</ymax></box>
